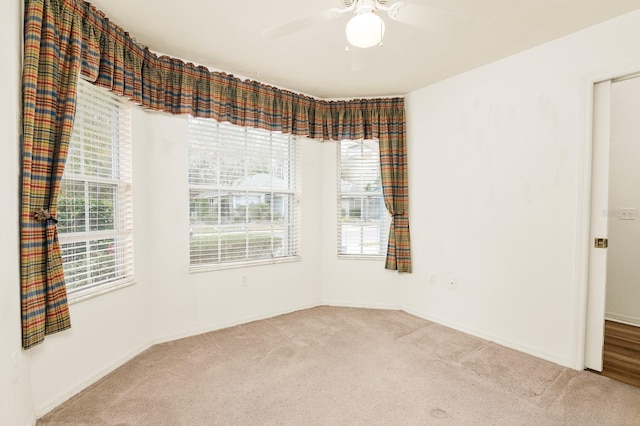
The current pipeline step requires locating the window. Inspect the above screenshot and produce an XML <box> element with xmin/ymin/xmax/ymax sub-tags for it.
<box><xmin>188</xmin><ymin>118</ymin><xmax>299</xmax><ymax>269</ymax></box>
<box><xmin>57</xmin><ymin>79</ymin><xmax>133</xmax><ymax>298</ymax></box>
<box><xmin>338</xmin><ymin>139</ymin><xmax>389</xmax><ymax>257</ymax></box>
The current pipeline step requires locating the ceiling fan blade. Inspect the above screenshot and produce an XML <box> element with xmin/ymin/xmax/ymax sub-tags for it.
<box><xmin>388</xmin><ymin>2</ymin><xmax>472</xmax><ymax>34</ymax></box>
<box><xmin>261</xmin><ymin>8</ymin><xmax>345</xmax><ymax>39</ymax></box>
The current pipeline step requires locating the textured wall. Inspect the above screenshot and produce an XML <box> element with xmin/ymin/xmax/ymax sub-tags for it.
<box><xmin>403</xmin><ymin>9</ymin><xmax>640</xmax><ymax>367</ymax></box>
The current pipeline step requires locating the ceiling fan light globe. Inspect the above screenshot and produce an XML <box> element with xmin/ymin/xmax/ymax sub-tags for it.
<box><xmin>346</xmin><ymin>12</ymin><xmax>385</xmax><ymax>48</ymax></box>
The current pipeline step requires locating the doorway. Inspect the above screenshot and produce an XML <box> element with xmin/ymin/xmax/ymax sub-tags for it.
<box><xmin>585</xmin><ymin>74</ymin><xmax>640</xmax><ymax>387</ymax></box>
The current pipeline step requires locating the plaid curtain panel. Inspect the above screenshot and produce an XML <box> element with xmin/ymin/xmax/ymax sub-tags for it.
<box><xmin>20</xmin><ymin>0</ymin><xmax>412</xmax><ymax>349</ymax></box>
<box><xmin>21</xmin><ymin>0</ymin><xmax>85</xmax><ymax>349</ymax></box>
<box><xmin>378</xmin><ymin>108</ymin><xmax>411</xmax><ymax>273</ymax></box>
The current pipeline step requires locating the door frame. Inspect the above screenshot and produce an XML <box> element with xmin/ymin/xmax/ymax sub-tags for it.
<box><xmin>575</xmin><ymin>63</ymin><xmax>640</xmax><ymax>370</ymax></box>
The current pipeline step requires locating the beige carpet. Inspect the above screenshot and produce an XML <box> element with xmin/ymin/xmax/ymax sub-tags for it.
<box><xmin>38</xmin><ymin>306</ymin><xmax>640</xmax><ymax>425</ymax></box>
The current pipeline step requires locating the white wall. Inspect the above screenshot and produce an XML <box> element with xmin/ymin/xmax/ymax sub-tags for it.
<box><xmin>402</xmin><ymin>9</ymin><xmax>640</xmax><ymax>367</ymax></box>
<box><xmin>144</xmin><ymin>113</ymin><xmax>323</xmax><ymax>343</ymax></box>
<box><xmin>0</xmin><ymin>1</ymin><xmax>36</xmax><ymax>424</ymax></box>
<box><xmin>606</xmin><ymin>77</ymin><xmax>640</xmax><ymax>325</ymax></box>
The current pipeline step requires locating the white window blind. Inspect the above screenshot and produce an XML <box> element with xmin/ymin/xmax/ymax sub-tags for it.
<box><xmin>337</xmin><ymin>139</ymin><xmax>389</xmax><ymax>257</ymax></box>
<box><xmin>57</xmin><ymin>79</ymin><xmax>133</xmax><ymax>297</ymax></box>
<box><xmin>188</xmin><ymin>117</ymin><xmax>300</xmax><ymax>270</ymax></box>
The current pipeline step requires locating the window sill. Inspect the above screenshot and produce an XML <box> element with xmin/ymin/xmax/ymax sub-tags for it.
<box><xmin>67</xmin><ymin>279</ymin><xmax>136</xmax><ymax>305</ymax></box>
<box><xmin>337</xmin><ymin>254</ymin><xmax>386</xmax><ymax>261</ymax></box>
<box><xmin>189</xmin><ymin>256</ymin><xmax>301</xmax><ymax>274</ymax></box>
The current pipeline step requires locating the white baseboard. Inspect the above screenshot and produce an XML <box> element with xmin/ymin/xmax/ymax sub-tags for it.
<box><xmin>321</xmin><ymin>300</ymin><xmax>401</xmax><ymax>310</ymax></box>
<box><xmin>605</xmin><ymin>312</ymin><xmax>640</xmax><ymax>326</ymax></box>
<box><xmin>36</xmin><ymin>342</ymin><xmax>153</xmax><ymax>418</ymax></box>
<box><xmin>152</xmin><ymin>303</ymin><xmax>319</xmax><ymax>345</ymax></box>
<box><xmin>402</xmin><ymin>305</ymin><xmax>574</xmax><ymax>369</ymax></box>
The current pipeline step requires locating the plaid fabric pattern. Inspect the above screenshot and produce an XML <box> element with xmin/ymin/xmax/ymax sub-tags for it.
<box><xmin>64</xmin><ymin>0</ymin><xmax>402</xmax><ymax>139</ymax></box>
<box><xmin>378</xmin><ymin>108</ymin><xmax>411</xmax><ymax>273</ymax></box>
<box><xmin>21</xmin><ymin>0</ymin><xmax>83</xmax><ymax>349</ymax></box>
<box><xmin>71</xmin><ymin>0</ymin><xmax>413</xmax><ymax>271</ymax></box>
<box><xmin>20</xmin><ymin>0</ymin><xmax>411</xmax><ymax>347</ymax></box>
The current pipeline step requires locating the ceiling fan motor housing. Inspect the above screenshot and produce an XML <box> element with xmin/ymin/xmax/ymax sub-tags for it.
<box><xmin>342</xmin><ymin>0</ymin><xmax>388</xmax><ymax>8</ymax></box>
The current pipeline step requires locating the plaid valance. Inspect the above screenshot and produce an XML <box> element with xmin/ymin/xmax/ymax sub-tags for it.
<box><xmin>62</xmin><ymin>0</ymin><xmax>404</xmax><ymax>141</ymax></box>
<box><xmin>21</xmin><ymin>0</ymin><xmax>411</xmax><ymax>348</ymax></box>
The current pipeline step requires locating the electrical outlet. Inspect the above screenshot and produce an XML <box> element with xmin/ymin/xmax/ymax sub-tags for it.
<box><xmin>240</xmin><ymin>275</ymin><xmax>248</xmax><ymax>287</ymax></box>
<box><xmin>428</xmin><ymin>274</ymin><xmax>437</xmax><ymax>286</ymax></box>
<box><xmin>447</xmin><ymin>276</ymin><xmax>457</xmax><ymax>290</ymax></box>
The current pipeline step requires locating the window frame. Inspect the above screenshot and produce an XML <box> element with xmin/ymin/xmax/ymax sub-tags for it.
<box><xmin>187</xmin><ymin>117</ymin><xmax>301</xmax><ymax>272</ymax></box>
<box><xmin>337</xmin><ymin>139</ymin><xmax>389</xmax><ymax>259</ymax></box>
<box><xmin>57</xmin><ymin>79</ymin><xmax>134</xmax><ymax>302</ymax></box>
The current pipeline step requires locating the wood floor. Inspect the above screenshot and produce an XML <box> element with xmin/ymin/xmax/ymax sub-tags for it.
<box><xmin>601</xmin><ymin>320</ymin><xmax>640</xmax><ymax>388</ymax></box>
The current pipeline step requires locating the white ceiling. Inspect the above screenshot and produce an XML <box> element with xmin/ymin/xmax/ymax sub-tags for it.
<box><xmin>87</xmin><ymin>0</ymin><xmax>640</xmax><ymax>99</ymax></box>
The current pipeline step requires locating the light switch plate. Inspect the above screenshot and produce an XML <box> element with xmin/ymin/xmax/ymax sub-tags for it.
<box><xmin>619</xmin><ymin>208</ymin><xmax>638</xmax><ymax>220</ymax></box>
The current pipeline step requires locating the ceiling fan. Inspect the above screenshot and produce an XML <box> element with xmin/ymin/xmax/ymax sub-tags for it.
<box><xmin>262</xmin><ymin>0</ymin><xmax>470</xmax><ymax>49</ymax></box>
